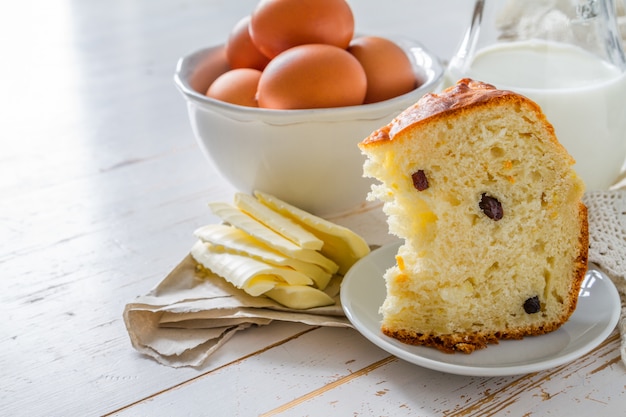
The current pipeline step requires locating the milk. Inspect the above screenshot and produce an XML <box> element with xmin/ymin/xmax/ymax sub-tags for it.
<box><xmin>447</xmin><ymin>40</ymin><xmax>626</xmax><ymax>190</ymax></box>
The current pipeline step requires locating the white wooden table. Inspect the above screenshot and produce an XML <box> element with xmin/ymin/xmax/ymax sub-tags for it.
<box><xmin>2</xmin><ymin>1</ymin><xmax>624</xmax><ymax>416</ymax></box>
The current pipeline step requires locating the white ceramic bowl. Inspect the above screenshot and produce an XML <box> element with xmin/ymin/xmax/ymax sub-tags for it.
<box><xmin>175</xmin><ymin>39</ymin><xmax>443</xmax><ymax>216</ymax></box>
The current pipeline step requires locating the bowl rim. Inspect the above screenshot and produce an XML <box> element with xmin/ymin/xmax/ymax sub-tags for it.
<box><xmin>173</xmin><ymin>38</ymin><xmax>444</xmax><ymax>123</ymax></box>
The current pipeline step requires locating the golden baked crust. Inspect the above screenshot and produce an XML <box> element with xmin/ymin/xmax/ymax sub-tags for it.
<box><xmin>360</xmin><ymin>79</ymin><xmax>573</xmax><ymax>166</ymax></box>
<box><xmin>566</xmin><ymin>202</ymin><xmax>589</xmax><ymax>319</ymax></box>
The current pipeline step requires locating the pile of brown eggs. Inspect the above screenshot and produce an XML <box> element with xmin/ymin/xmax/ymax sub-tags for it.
<box><xmin>205</xmin><ymin>0</ymin><xmax>421</xmax><ymax>109</ymax></box>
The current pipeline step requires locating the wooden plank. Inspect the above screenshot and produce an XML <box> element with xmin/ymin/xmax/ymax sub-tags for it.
<box><xmin>264</xmin><ymin>332</ymin><xmax>624</xmax><ymax>416</ymax></box>
<box><xmin>104</xmin><ymin>328</ymin><xmax>625</xmax><ymax>417</ymax></box>
<box><xmin>106</xmin><ymin>327</ymin><xmax>391</xmax><ymax>416</ymax></box>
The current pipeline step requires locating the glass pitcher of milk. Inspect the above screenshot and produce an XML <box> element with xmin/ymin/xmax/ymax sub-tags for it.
<box><xmin>446</xmin><ymin>0</ymin><xmax>626</xmax><ymax>190</ymax></box>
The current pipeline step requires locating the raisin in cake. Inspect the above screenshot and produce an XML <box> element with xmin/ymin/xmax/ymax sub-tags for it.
<box><xmin>359</xmin><ymin>79</ymin><xmax>588</xmax><ymax>353</ymax></box>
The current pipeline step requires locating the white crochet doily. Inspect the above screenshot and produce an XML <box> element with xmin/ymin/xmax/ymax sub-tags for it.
<box><xmin>583</xmin><ymin>190</ymin><xmax>626</xmax><ymax>366</ymax></box>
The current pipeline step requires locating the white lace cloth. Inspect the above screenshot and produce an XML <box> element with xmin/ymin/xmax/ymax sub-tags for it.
<box><xmin>583</xmin><ymin>190</ymin><xmax>626</xmax><ymax>366</ymax></box>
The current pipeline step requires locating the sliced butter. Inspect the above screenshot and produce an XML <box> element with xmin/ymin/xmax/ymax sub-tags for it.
<box><xmin>194</xmin><ymin>224</ymin><xmax>332</xmax><ymax>290</ymax></box>
<box><xmin>234</xmin><ymin>192</ymin><xmax>324</xmax><ymax>250</ymax></box>
<box><xmin>208</xmin><ymin>202</ymin><xmax>338</xmax><ymax>274</ymax></box>
<box><xmin>190</xmin><ymin>240</ymin><xmax>313</xmax><ymax>296</ymax></box>
<box><xmin>254</xmin><ymin>191</ymin><xmax>370</xmax><ymax>275</ymax></box>
<box><xmin>264</xmin><ymin>283</ymin><xmax>335</xmax><ymax>310</ymax></box>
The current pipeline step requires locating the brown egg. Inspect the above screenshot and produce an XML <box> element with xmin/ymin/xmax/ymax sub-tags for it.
<box><xmin>206</xmin><ymin>68</ymin><xmax>262</xmax><ymax>107</ymax></box>
<box><xmin>348</xmin><ymin>36</ymin><xmax>419</xmax><ymax>104</ymax></box>
<box><xmin>190</xmin><ymin>46</ymin><xmax>231</xmax><ymax>96</ymax></box>
<box><xmin>257</xmin><ymin>44</ymin><xmax>367</xmax><ymax>109</ymax></box>
<box><xmin>225</xmin><ymin>16</ymin><xmax>271</xmax><ymax>71</ymax></box>
<box><xmin>249</xmin><ymin>0</ymin><xmax>354</xmax><ymax>59</ymax></box>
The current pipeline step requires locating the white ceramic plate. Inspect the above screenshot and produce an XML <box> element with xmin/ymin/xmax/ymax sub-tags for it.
<box><xmin>341</xmin><ymin>241</ymin><xmax>620</xmax><ymax>376</ymax></box>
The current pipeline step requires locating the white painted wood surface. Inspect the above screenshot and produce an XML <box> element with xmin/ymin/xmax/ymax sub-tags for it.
<box><xmin>1</xmin><ymin>1</ymin><xmax>624</xmax><ymax>416</ymax></box>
